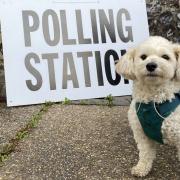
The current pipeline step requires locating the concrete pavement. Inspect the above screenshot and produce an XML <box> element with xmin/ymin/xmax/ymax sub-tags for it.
<box><xmin>0</xmin><ymin>104</ymin><xmax>179</xmax><ymax>179</ymax></box>
<box><xmin>0</xmin><ymin>103</ymin><xmax>42</xmax><ymax>153</ymax></box>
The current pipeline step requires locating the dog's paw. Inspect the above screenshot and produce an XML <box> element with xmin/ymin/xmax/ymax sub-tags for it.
<box><xmin>131</xmin><ymin>164</ymin><xmax>151</xmax><ymax>177</ymax></box>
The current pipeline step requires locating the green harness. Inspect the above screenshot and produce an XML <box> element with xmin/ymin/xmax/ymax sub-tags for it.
<box><xmin>136</xmin><ymin>93</ymin><xmax>180</xmax><ymax>144</ymax></box>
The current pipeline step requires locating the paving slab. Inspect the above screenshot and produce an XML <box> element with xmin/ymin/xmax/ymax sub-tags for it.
<box><xmin>0</xmin><ymin>103</ymin><xmax>42</xmax><ymax>148</ymax></box>
<box><xmin>0</xmin><ymin>105</ymin><xmax>179</xmax><ymax>180</ymax></box>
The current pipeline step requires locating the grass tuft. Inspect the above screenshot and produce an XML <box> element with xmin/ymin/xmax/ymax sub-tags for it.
<box><xmin>62</xmin><ymin>98</ymin><xmax>71</xmax><ymax>105</ymax></box>
<box><xmin>16</xmin><ymin>131</ymin><xmax>29</xmax><ymax>140</ymax></box>
<box><xmin>105</xmin><ymin>94</ymin><xmax>114</xmax><ymax>107</ymax></box>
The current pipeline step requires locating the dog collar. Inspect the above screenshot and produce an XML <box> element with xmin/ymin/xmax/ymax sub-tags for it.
<box><xmin>135</xmin><ymin>93</ymin><xmax>180</xmax><ymax>144</ymax></box>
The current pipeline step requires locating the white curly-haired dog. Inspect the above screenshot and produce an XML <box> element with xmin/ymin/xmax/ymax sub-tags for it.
<box><xmin>116</xmin><ymin>36</ymin><xmax>180</xmax><ymax>177</ymax></box>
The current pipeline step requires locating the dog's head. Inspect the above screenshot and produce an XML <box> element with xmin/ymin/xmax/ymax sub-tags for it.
<box><xmin>116</xmin><ymin>36</ymin><xmax>180</xmax><ymax>85</ymax></box>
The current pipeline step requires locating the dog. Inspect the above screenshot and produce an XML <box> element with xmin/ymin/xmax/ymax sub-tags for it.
<box><xmin>115</xmin><ymin>36</ymin><xmax>180</xmax><ymax>177</ymax></box>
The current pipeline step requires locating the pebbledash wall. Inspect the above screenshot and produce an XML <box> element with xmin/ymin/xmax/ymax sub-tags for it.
<box><xmin>0</xmin><ymin>0</ymin><xmax>180</xmax><ymax>99</ymax></box>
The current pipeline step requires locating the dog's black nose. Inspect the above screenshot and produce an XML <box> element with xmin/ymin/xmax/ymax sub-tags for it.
<box><xmin>146</xmin><ymin>62</ymin><xmax>157</xmax><ymax>72</ymax></box>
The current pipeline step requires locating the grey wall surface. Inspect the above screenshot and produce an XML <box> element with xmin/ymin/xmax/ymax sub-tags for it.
<box><xmin>146</xmin><ymin>0</ymin><xmax>180</xmax><ymax>42</ymax></box>
<box><xmin>0</xmin><ymin>0</ymin><xmax>180</xmax><ymax>98</ymax></box>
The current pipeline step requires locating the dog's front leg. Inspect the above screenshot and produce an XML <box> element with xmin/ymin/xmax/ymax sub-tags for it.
<box><xmin>131</xmin><ymin>135</ymin><xmax>157</xmax><ymax>177</ymax></box>
<box><xmin>128</xmin><ymin>102</ymin><xmax>157</xmax><ymax>177</ymax></box>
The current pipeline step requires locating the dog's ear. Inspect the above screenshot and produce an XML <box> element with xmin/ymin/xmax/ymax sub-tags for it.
<box><xmin>174</xmin><ymin>44</ymin><xmax>180</xmax><ymax>80</ymax></box>
<box><xmin>115</xmin><ymin>48</ymin><xmax>136</xmax><ymax>80</ymax></box>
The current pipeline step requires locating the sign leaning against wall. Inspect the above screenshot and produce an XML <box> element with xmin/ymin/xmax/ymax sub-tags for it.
<box><xmin>0</xmin><ymin>0</ymin><xmax>149</xmax><ymax>106</ymax></box>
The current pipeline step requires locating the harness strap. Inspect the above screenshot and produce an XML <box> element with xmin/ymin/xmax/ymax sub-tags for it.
<box><xmin>153</xmin><ymin>102</ymin><xmax>166</xmax><ymax>120</ymax></box>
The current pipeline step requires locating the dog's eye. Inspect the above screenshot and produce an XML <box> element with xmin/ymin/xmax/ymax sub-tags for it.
<box><xmin>140</xmin><ymin>54</ymin><xmax>147</xmax><ymax>60</ymax></box>
<box><xmin>162</xmin><ymin>55</ymin><xmax>170</xmax><ymax>60</ymax></box>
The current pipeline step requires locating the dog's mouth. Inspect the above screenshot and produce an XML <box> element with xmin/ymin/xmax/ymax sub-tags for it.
<box><xmin>145</xmin><ymin>73</ymin><xmax>162</xmax><ymax>79</ymax></box>
<box><xmin>146</xmin><ymin>73</ymin><xmax>159</xmax><ymax>77</ymax></box>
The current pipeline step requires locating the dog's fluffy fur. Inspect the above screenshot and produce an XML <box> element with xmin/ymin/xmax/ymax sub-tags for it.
<box><xmin>116</xmin><ymin>36</ymin><xmax>180</xmax><ymax>177</ymax></box>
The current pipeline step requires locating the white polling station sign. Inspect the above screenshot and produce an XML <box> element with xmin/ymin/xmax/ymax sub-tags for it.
<box><xmin>0</xmin><ymin>0</ymin><xmax>149</xmax><ymax>106</ymax></box>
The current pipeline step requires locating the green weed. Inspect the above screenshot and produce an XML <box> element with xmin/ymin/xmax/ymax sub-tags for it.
<box><xmin>105</xmin><ymin>94</ymin><xmax>114</xmax><ymax>107</ymax></box>
<box><xmin>62</xmin><ymin>98</ymin><xmax>71</xmax><ymax>105</ymax></box>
